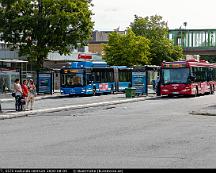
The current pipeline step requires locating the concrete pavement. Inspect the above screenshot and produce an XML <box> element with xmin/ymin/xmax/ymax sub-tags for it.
<box><xmin>0</xmin><ymin>93</ymin><xmax>156</xmax><ymax>120</ymax></box>
<box><xmin>0</xmin><ymin>92</ymin><xmax>63</xmax><ymax>103</ymax></box>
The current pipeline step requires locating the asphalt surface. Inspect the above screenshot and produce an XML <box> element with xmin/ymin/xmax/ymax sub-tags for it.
<box><xmin>1</xmin><ymin>92</ymin><xmax>216</xmax><ymax>120</ymax></box>
<box><xmin>1</xmin><ymin>93</ymin><xmax>216</xmax><ymax>168</ymax></box>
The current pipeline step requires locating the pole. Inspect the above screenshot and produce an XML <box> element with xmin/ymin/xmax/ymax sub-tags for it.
<box><xmin>0</xmin><ymin>100</ymin><xmax>2</xmax><ymax>113</ymax></box>
<box><xmin>38</xmin><ymin>0</ymin><xmax>42</xmax><ymax>13</ymax></box>
<box><xmin>38</xmin><ymin>0</ymin><xmax>44</xmax><ymax>70</ymax></box>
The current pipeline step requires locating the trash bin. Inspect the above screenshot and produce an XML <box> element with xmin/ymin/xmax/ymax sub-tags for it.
<box><xmin>125</xmin><ymin>87</ymin><xmax>136</xmax><ymax>98</ymax></box>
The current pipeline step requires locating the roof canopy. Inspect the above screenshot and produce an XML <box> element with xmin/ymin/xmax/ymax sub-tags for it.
<box><xmin>0</xmin><ymin>59</ymin><xmax>28</xmax><ymax>63</ymax></box>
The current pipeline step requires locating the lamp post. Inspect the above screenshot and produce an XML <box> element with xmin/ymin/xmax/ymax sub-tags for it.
<box><xmin>37</xmin><ymin>0</ymin><xmax>43</xmax><ymax>70</ymax></box>
<box><xmin>0</xmin><ymin>100</ymin><xmax>2</xmax><ymax>113</ymax></box>
<box><xmin>183</xmin><ymin>22</ymin><xmax>187</xmax><ymax>30</ymax></box>
<box><xmin>38</xmin><ymin>0</ymin><xmax>42</xmax><ymax>30</ymax></box>
<box><xmin>38</xmin><ymin>0</ymin><xmax>42</xmax><ymax>15</ymax></box>
<box><xmin>183</xmin><ymin>22</ymin><xmax>188</xmax><ymax>47</ymax></box>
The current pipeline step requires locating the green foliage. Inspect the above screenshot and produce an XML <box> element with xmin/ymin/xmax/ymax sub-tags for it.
<box><xmin>200</xmin><ymin>55</ymin><xmax>216</xmax><ymax>63</ymax></box>
<box><xmin>130</xmin><ymin>15</ymin><xmax>183</xmax><ymax>65</ymax></box>
<box><xmin>103</xmin><ymin>29</ymin><xmax>151</xmax><ymax>66</ymax></box>
<box><xmin>130</xmin><ymin>15</ymin><xmax>169</xmax><ymax>40</ymax></box>
<box><xmin>0</xmin><ymin>0</ymin><xmax>94</xmax><ymax>69</ymax></box>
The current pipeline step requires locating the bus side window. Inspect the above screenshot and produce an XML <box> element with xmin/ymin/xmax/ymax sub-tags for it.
<box><xmin>95</xmin><ymin>72</ymin><xmax>100</xmax><ymax>82</ymax></box>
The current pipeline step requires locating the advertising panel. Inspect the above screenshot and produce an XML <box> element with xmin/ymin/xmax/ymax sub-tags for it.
<box><xmin>99</xmin><ymin>83</ymin><xmax>108</xmax><ymax>91</ymax></box>
<box><xmin>132</xmin><ymin>72</ymin><xmax>147</xmax><ymax>95</ymax></box>
<box><xmin>38</xmin><ymin>73</ymin><xmax>53</xmax><ymax>94</ymax></box>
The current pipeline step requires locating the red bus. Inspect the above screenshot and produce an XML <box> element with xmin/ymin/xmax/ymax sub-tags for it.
<box><xmin>160</xmin><ymin>59</ymin><xmax>216</xmax><ymax>97</ymax></box>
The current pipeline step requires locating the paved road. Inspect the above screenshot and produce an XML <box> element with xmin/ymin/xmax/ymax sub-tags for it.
<box><xmin>1</xmin><ymin>94</ymin><xmax>216</xmax><ymax>168</ymax></box>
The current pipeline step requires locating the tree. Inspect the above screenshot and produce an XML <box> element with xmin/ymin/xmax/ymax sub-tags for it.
<box><xmin>103</xmin><ymin>29</ymin><xmax>151</xmax><ymax>66</ymax></box>
<box><xmin>130</xmin><ymin>15</ymin><xmax>183</xmax><ymax>65</ymax></box>
<box><xmin>0</xmin><ymin>0</ymin><xmax>94</xmax><ymax>69</ymax></box>
<box><xmin>200</xmin><ymin>55</ymin><xmax>216</xmax><ymax>63</ymax></box>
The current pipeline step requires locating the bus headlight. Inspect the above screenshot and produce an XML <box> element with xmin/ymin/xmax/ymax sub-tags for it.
<box><xmin>162</xmin><ymin>89</ymin><xmax>169</xmax><ymax>92</ymax></box>
<box><xmin>182</xmin><ymin>87</ymin><xmax>191</xmax><ymax>92</ymax></box>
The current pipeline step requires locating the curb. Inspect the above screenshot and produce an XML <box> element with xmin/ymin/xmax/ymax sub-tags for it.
<box><xmin>0</xmin><ymin>94</ymin><xmax>63</xmax><ymax>103</ymax></box>
<box><xmin>0</xmin><ymin>97</ymin><xmax>148</xmax><ymax>120</ymax></box>
<box><xmin>190</xmin><ymin>110</ymin><xmax>216</xmax><ymax>116</ymax></box>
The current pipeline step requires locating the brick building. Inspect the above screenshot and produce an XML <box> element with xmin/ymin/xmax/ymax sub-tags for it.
<box><xmin>88</xmin><ymin>30</ymin><xmax>126</xmax><ymax>55</ymax></box>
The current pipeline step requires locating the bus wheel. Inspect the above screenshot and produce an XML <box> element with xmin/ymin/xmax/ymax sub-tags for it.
<box><xmin>111</xmin><ymin>84</ymin><xmax>114</xmax><ymax>94</ymax></box>
<box><xmin>194</xmin><ymin>88</ymin><xmax>198</xmax><ymax>97</ymax></box>
<box><xmin>211</xmin><ymin>86</ymin><xmax>214</xmax><ymax>94</ymax></box>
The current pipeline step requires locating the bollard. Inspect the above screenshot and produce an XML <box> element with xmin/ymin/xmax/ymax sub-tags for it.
<box><xmin>0</xmin><ymin>100</ymin><xmax>2</xmax><ymax>113</ymax></box>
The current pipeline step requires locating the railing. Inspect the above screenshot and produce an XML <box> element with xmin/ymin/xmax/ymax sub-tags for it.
<box><xmin>169</xmin><ymin>29</ymin><xmax>216</xmax><ymax>49</ymax></box>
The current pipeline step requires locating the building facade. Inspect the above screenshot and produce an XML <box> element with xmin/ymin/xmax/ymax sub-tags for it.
<box><xmin>0</xmin><ymin>30</ymin><xmax>126</xmax><ymax>93</ymax></box>
<box><xmin>88</xmin><ymin>30</ymin><xmax>126</xmax><ymax>55</ymax></box>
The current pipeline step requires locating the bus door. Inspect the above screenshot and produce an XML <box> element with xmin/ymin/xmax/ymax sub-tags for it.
<box><xmin>113</xmin><ymin>68</ymin><xmax>119</xmax><ymax>92</ymax></box>
<box><xmin>118</xmin><ymin>68</ymin><xmax>132</xmax><ymax>92</ymax></box>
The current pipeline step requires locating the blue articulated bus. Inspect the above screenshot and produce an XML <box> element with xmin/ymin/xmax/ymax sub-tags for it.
<box><xmin>60</xmin><ymin>61</ymin><xmax>132</xmax><ymax>96</ymax></box>
<box><xmin>112</xmin><ymin>66</ymin><xmax>132</xmax><ymax>92</ymax></box>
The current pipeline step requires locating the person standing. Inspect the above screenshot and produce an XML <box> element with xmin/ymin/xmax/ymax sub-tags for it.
<box><xmin>2</xmin><ymin>78</ymin><xmax>6</xmax><ymax>94</ymax></box>
<box><xmin>27</xmin><ymin>79</ymin><xmax>36</xmax><ymax>110</ymax></box>
<box><xmin>155</xmin><ymin>76</ymin><xmax>161</xmax><ymax>96</ymax></box>
<box><xmin>151</xmin><ymin>79</ymin><xmax>156</xmax><ymax>91</ymax></box>
<box><xmin>14</xmin><ymin>79</ymin><xmax>23</xmax><ymax>111</ymax></box>
<box><xmin>21</xmin><ymin>79</ymin><xmax>29</xmax><ymax>110</ymax></box>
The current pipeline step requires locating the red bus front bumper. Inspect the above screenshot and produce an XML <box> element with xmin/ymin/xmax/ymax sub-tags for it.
<box><xmin>160</xmin><ymin>84</ymin><xmax>194</xmax><ymax>96</ymax></box>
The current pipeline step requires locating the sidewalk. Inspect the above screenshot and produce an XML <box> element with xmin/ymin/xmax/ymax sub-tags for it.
<box><xmin>0</xmin><ymin>91</ymin><xmax>62</xmax><ymax>103</ymax></box>
<box><xmin>0</xmin><ymin>93</ymin><xmax>156</xmax><ymax>120</ymax></box>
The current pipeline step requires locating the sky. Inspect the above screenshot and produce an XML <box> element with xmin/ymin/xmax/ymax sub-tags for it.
<box><xmin>91</xmin><ymin>0</ymin><xmax>216</xmax><ymax>31</ymax></box>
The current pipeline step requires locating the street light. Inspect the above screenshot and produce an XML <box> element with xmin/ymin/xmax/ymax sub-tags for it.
<box><xmin>183</xmin><ymin>22</ymin><xmax>188</xmax><ymax>47</ymax></box>
<box><xmin>0</xmin><ymin>100</ymin><xmax>2</xmax><ymax>113</ymax></box>
<box><xmin>38</xmin><ymin>0</ymin><xmax>42</xmax><ymax>15</ymax></box>
<box><xmin>183</xmin><ymin>22</ymin><xmax>187</xmax><ymax>30</ymax></box>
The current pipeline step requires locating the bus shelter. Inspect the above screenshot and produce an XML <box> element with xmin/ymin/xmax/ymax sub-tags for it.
<box><xmin>132</xmin><ymin>65</ymin><xmax>160</xmax><ymax>95</ymax></box>
<box><xmin>0</xmin><ymin>59</ymin><xmax>28</xmax><ymax>93</ymax></box>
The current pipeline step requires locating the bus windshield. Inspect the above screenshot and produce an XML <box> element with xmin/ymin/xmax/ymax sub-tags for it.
<box><xmin>61</xmin><ymin>73</ymin><xmax>84</xmax><ymax>87</ymax></box>
<box><xmin>162</xmin><ymin>68</ymin><xmax>190</xmax><ymax>84</ymax></box>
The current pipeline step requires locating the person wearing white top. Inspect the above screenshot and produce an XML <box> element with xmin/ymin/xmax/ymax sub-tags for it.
<box><xmin>14</xmin><ymin>79</ymin><xmax>23</xmax><ymax>111</ymax></box>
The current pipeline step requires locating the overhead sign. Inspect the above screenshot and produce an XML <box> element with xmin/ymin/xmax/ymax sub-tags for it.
<box><xmin>163</xmin><ymin>63</ymin><xmax>186</xmax><ymax>68</ymax></box>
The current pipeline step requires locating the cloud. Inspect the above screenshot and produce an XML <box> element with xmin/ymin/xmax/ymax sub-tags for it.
<box><xmin>92</xmin><ymin>0</ymin><xmax>216</xmax><ymax>30</ymax></box>
<box><xmin>105</xmin><ymin>8</ymin><xmax>118</xmax><ymax>12</ymax></box>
